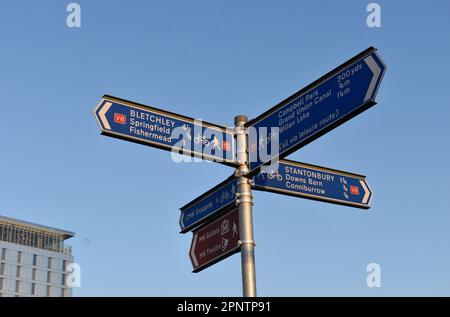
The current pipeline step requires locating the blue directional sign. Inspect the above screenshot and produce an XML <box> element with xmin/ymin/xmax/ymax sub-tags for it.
<box><xmin>251</xmin><ymin>159</ymin><xmax>372</xmax><ymax>209</ymax></box>
<box><xmin>180</xmin><ymin>176</ymin><xmax>238</xmax><ymax>233</ymax></box>
<box><xmin>247</xmin><ymin>47</ymin><xmax>386</xmax><ymax>173</ymax></box>
<box><xmin>94</xmin><ymin>95</ymin><xmax>236</xmax><ymax>165</ymax></box>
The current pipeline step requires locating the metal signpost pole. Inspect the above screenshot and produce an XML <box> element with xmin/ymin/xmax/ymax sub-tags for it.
<box><xmin>234</xmin><ymin>115</ymin><xmax>257</xmax><ymax>297</ymax></box>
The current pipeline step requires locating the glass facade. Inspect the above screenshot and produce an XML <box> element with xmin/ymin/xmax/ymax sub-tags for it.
<box><xmin>0</xmin><ymin>217</ymin><xmax>74</xmax><ymax>297</ymax></box>
<box><xmin>0</xmin><ymin>222</ymin><xmax>64</xmax><ymax>253</ymax></box>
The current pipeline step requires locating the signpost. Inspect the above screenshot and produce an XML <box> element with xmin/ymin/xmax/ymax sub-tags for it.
<box><xmin>247</xmin><ymin>47</ymin><xmax>386</xmax><ymax>173</ymax></box>
<box><xmin>252</xmin><ymin>159</ymin><xmax>372</xmax><ymax>209</ymax></box>
<box><xmin>190</xmin><ymin>208</ymin><xmax>240</xmax><ymax>273</ymax></box>
<box><xmin>93</xmin><ymin>47</ymin><xmax>387</xmax><ymax>297</ymax></box>
<box><xmin>179</xmin><ymin>176</ymin><xmax>238</xmax><ymax>233</ymax></box>
<box><xmin>94</xmin><ymin>95</ymin><xmax>236</xmax><ymax>165</ymax></box>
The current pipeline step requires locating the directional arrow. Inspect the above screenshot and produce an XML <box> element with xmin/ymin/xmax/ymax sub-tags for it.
<box><xmin>360</xmin><ymin>180</ymin><xmax>371</xmax><ymax>205</ymax></box>
<box><xmin>251</xmin><ymin>159</ymin><xmax>373</xmax><ymax>209</ymax></box>
<box><xmin>97</xmin><ymin>101</ymin><xmax>112</xmax><ymax>130</ymax></box>
<box><xmin>190</xmin><ymin>234</ymin><xmax>199</xmax><ymax>268</ymax></box>
<box><xmin>189</xmin><ymin>208</ymin><xmax>240</xmax><ymax>273</ymax></box>
<box><xmin>247</xmin><ymin>47</ymin><xmax>387</xmax><ymax>174</ymax></box>
<box><xmin>364</xmin><ymin>55</ymin><xmax>382</xmax><ymax>102</ymax></box>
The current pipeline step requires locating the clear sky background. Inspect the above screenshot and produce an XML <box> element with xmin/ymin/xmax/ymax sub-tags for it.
<box><xmin>1</xmin><ymin>0</ymin><xmax>449</xmax><ymax>296</ymax></box>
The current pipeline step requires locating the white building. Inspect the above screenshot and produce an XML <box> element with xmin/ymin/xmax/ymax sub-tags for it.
<box><xmin>0</xmin><ymin>215</ymin><xmax>75</xmax><ymax>297</ymax></box>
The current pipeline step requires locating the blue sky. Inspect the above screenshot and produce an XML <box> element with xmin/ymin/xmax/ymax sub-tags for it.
<box><xmin>1</xmin><ymin>0</ymin><xmax>449</xmax><ymax>296</ymax></box>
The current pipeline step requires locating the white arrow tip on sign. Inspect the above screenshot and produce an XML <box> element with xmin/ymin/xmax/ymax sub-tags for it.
<box><xmin>190</xmin><ymin>234</ymin><xmax>198</xmax><ymax>267</ymax></box>
<box><xmin>98</xmin><ymin>101</ymin><xmax>112</xmax><ymax>130</ymax></box>
<box><xmin>179</xmin><ymin>213</ymin><xmax>185</xmax><ymax>229</ymax></box>
<box><xmin>360</xmin><ymin>180</ymin><xmax>372</xmax><ymax>205</ymax></box>
<box><xmin>363</xmin><ymin>55</ymin><xmax>382</xmax><ymax>102</ymax></box>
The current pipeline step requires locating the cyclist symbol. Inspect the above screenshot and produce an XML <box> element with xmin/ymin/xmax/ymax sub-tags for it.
<box><xmin>220</xmin><ymin>190</ymin><xmax>230</xmax><ymax>203</ymax></box>
<box><xmin>267</xmin><ymin>171</ymin><xmax>283</xmax><ymax>181</ymax></box>
<box><xmin>194</xmin><ymin>134</ymin><xmax>210</xmax><ymax>147</ymax></box>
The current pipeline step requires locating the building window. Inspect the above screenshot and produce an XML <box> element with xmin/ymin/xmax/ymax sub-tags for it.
<box><xmin>33</xmin><ymin>254</ymin><xmax>37</xmax><ymax>266</ymax></box>
<box><xmin>16</xmin><ymin>266</ymin><xmax>21</xmax><ymax>278</ymax></box>
<box><xmin>48</xmin><ymin>257</ymin><xmax>52</xmax><ymax>269</ymax></box>
<box><xmin>46</xmin><ymin>285</ymin><xmax>51</xmax><ymax>296</ymax></box>
<box><xmin>17</xmin><ymin>251</ymin><xmax>22</xmax><ymax>264</ymax></box>
<box><xmin>1</xmin><ymin>248</ymin><xmax>5</xmax><ymax>261</ymax></box>
<box><xmin>0</xmin><ymin>277</ymin><xmax>3</xmax><ymax>290</ymax></box>
<box><xmin>4</xmin><ymin>225</ymin><xmax>11</xmax><ymax>242</ymax></box>
<box><xmin>15</xmin><ymin>280</ymin><xmax>19</xmax><ymax>293</ymax></box>
<box><xmin>31</xmin><ymin>283</ymin><xmax>35</xmax><ymax>295</ymax></box>
<box><xmin>32</xmin><ymin>232</ymin><xmax>37</xmax><ymax>248</ymax></box>
<box><xmin>32</xmin><ymin>268</ymin><xmax>36</xmax><ymax>280</ymax></box>
<box><xmin>37</xmin><ymin>233</ymin><xmax>43</xmax><ymax>249</ymax></box>
<box><xmin>0</xmin><ymin>263</ymin><xmax>5</xmax><ymax>275</ymax></box>
<box><xmin>61</xmin><ymin>274</ymin><xmax>66</xmax><ymax>286</ymax></box>
<box><xmin>11</xmin><ymin>226</ymin><xmax>15</xmax><ymax>242</ymax></box>
<box><xmin>28</xmin><ymin>230</ymin><xmax>33</xmax><ymax>247</ymax></box>
<box><xmin>44</xmin><ymin>235</ymin><xmax>49</xmax><ymax>251</ymax></box>
<box><xmin>47</xmin><ymin>271</ymin><xmax>51</xmax><ymax>283</ymax></box>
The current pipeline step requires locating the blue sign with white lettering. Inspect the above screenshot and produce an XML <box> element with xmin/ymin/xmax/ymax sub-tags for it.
<box><xmin>94</xmin><ymin>95</ymin><xmax>236</xmax><ymax>165</ymax></box>
<box><xmin>180</xmin><ymin>177</ymin><xmax>238</xmax><ymax>233</ymax></box>
<box><xmin>247</xmin><ymin>48</ymin><xmax>386</xmax><ymax>172</ymax></box>
<box><xmin>252</xmin><ymin>160</ymin><xmax>372</xmax><ymax>209</ymax></box>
